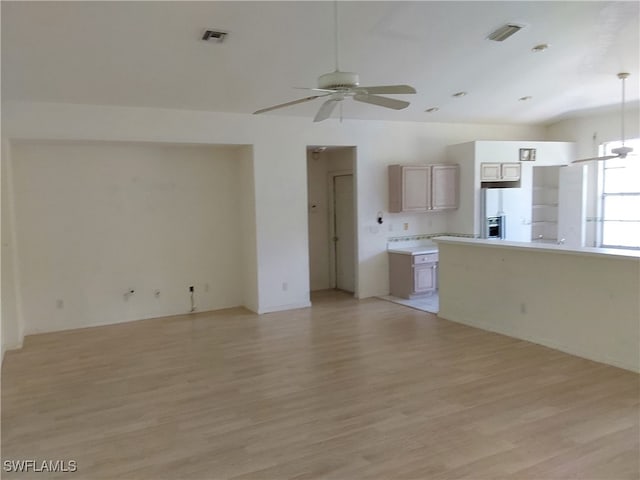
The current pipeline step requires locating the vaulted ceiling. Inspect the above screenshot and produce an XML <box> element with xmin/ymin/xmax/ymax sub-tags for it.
<box><xmin>2</xmin><ymin>1</ymin><xmax>639</xmax><ymax>124</ymax></box>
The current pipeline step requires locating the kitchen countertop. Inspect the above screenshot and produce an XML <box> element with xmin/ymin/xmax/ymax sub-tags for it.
<box><xmin>387</xmin><ymin>246</ymin><xmax>439</xmax><ymax>256</ymax></box>
<box><xmin>433</xmin><ymin>236</ymin><xmax>640</xmax><ymax>259</ymax></box>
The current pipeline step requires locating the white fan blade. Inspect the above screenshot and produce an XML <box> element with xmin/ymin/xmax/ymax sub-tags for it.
<box><xmin>294</xmin><ymin>87</ymin><xmax>337</xmax><ymax>93</ymax></box>
<box><xmin>572</xmin><ymin>155</ymin><xmax>619</xmax><ymax>164</ymax></box>
<box><xmin>254</xmin><ymin>94</ymin><xmax>330</xmax><ymax>115</ymax></box>
<box><xmin>314</xmin><ymin>98</ymin><xmax>340</xmax><ymax>122</ymax></box>
<box><xmin>353</xmin><ymin>85</ymin><xmax>416</xmax><ymax>95</ymax></box>
<box><xmin>353</xmin><ymin>94</ymin><xmax>410</xmax><ymax>110</ymax></box>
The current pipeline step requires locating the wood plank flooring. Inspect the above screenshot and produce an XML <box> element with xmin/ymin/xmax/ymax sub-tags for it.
<box><xmin>2</xmin><ymin>290</ymin><xmax>639</xmax><ymax>479</ymax></box>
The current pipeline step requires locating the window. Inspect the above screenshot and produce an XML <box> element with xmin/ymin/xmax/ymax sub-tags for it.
<box><xmin>599</xmin><ymin>138</ymin><xmax>640</xmax><ymax>249</ymax></box>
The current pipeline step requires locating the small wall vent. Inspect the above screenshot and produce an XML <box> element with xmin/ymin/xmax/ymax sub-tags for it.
<box><xmin>488</xmin><ymin>24</ymin><xmax>523</xmax><ymax>42</ymax></box>
<box><xmin>202</xmin><ymin>30</ymin><xmax>228</xmax><ymax>43</ymax></box>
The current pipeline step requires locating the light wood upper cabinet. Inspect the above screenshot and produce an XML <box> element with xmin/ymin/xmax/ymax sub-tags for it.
<box><xmin>501</xmin><ymin>163</ymin><xmax>521</xmax><ymax>181</ymax></box>
<box><xmin>481</xmin><ymin>162</ymin><xmax>521</xmax><ymax>182</ymax></box>
<box><xmin>402</xmin><ymin>166</ymin><xmax>431</xmax><ymax>212</ymax></box>
<box><xmin>389</xmin><ymin>164</ymin><xmax>459</xmax><ymax>213</ymax></box>
<box><xmin>431</xmin><ymin>164</ymin><xmax>459</xmax><ymax>210</ymax></box>
<box><xmin>480</xmin><ymin>163</ymin><xmax>502</xmax><ymax>181</ymax></box>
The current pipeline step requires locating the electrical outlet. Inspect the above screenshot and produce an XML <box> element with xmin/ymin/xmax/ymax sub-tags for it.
<box><xmin>403</xmin><ymin>223</ymin><xmax>409</xmax><ymax>231</ymax></box>
<box><xmin>189</xmin><ymin>286</ymin><xmax>194</xmax><ymax>292</ymax></box>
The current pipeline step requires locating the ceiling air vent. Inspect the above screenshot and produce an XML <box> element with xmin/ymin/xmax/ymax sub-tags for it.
<box><xmin>488</xmin><ymin>24</ymin><xmax>523</xmax><ymax>42</ymax></box>
<box><xmin>202</xmin><ymin>30</ymin><xmax>228</xmax><ymax>43</ymax></box>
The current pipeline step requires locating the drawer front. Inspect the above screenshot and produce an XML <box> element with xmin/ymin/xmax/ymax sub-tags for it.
<box><xmin>414</xmin><ymin>253</ymin><xmax>438</xmax><ymax>264</ymax></box>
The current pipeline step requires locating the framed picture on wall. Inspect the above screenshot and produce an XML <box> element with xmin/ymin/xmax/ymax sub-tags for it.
<box><xmin>519</xmin><ymin>148</ymin><xmax>536</xmax><ymax>161</ymax></box>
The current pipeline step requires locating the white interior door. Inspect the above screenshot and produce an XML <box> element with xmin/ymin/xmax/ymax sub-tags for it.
<box><xmin>333</xmin><ymin>174</ymin><xmax>355</xmax><ymax>292</ymax></box>
<box><xmin>558</xmin><ymin>165</ymin><xmax>587</xmax><ymax>247</ymax></box>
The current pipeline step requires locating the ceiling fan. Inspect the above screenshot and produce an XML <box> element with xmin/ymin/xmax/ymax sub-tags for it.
<box><xmin>572</xmin><ymin>72</ymin><xmax>633</xmax><ymax>164</ymax></box>
<box><xmin>253</xmin><ymin>2</ymin><xmax>416</xmax><ymax>122</ymax></box>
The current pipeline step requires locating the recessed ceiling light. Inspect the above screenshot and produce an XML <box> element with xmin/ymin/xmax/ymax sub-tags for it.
<box><xmin>519</xmin><ymin>96</ymin><xmax>533</xmax><ymax>101</ymax></box>
<box><xmin>452</xmin><ymin>92</ymin><xmax>467</xmax><ymax>98</ymax></box>
<box><xmin>425</xmin><ymin>107</ymin><xmax>440</xmax><ymax>113</ymax></box>
<box><xmin>532</xmin><ymin>43</ymin><xmax>550</xmax><ymax>52</ymax></box>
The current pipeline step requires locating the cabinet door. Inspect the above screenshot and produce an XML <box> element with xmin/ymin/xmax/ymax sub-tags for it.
<box><xmin>431</xmin><ymin>164</ymin><xmax>459</xmax><ymax>210</ymax></box>
<box><xmin>402</xmin><ymin>166</ymin><xmax>431</xmax><ymax>211</ymax></box>
<box><xmin>501</xmin><ymin>163</ymin><xmax>521</xmax><ymax>181</ymax></box>
<box><xmin>481</xmin><ymin>163</ymin><xmax>501</xmax><ymax>181</ymax></box>
<box><xmin>414</xmin><ymin>263</ymin><xmax>436</xmax><ymax>293</ymax></box>
<box><xmin>389</xmin><ymin>253</ymin><xmax>414</xmax><ymax>298</ymax></box>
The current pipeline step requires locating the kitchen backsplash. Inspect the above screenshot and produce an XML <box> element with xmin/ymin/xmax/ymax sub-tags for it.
<box><xmin>387</xmin><ymin>232</ymin><xmax>478</xmax><ymax>248</ymax></box>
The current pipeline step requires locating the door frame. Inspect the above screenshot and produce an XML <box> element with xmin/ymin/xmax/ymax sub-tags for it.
<box><xmin>327</xmin><ymin>169</ymin><xmax>355</xmax><ymax>291</ymax></box>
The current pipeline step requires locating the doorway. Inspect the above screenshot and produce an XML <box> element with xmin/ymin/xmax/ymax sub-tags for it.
<box><xmin>306</xmin><ymin>146</ymin><xmax>356</xmax><ymax>295</ymax></box>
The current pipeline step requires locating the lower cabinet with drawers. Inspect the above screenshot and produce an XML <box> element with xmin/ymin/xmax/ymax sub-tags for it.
<box><xmin>388</xmin><ymin>251</ymin><xmax>438</xmax><ymax>299</ymax></box>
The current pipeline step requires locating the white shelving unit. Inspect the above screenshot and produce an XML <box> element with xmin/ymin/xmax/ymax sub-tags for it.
<box><xmin>531</xmin><ymin>167</ymin><xmax>560</xmax><ymax>243</ymax></box>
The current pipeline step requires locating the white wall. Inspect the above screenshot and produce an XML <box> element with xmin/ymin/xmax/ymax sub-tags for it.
<box><xmin>546</xmin><ymin>105</ymin><xmax>640</xmax><ymax>246</ymax></box>
<box><xmin>1</xmin><ymin>101</ymin><xmax>547</xmax><ymax>344</ymax></box>
<box><xmin>446</xmin><ymin>142</ymin><xmax>477</xmax><ymax>236</ymax></box>
<box><xmin>438</xmin><ymin>241</ymin><xmax>640</xmax><ymax>372</ymax></box>
<box><xmin>239</xmin><ymin>146</ymin><xmax>259</xmax><ymax>312</ymax></box>
<box><xmin>11</xmin><ymin>141</ymin><xmax>246</xmax><ymax>334</ymax></box>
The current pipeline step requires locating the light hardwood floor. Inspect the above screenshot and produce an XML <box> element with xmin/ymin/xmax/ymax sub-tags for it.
<box><xmin>2</xmin><ymin>290</ymin><xmax>639</xmax><ymax>479</ymax></box>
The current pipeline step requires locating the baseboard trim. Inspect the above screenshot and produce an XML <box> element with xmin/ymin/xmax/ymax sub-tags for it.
<box><xmin>258</xmin><ymin>301</ymin><xmax>311</xmax><ymax>315</ymax></box>
<box><xmin>1</xmin><ymin>340</ymin><xmax>25</xmax><ymax>366</ymax></box>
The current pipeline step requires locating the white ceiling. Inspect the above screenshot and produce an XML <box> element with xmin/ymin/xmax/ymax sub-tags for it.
<box><xmin>2</xmin><ymin>1</ymin><xmax>639</xmax><ymax>125</ymax></box>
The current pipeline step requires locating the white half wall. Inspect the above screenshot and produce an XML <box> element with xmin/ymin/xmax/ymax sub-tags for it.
<box><xmin>437</xmin><ymin>241</ymin><xmax>640</xmax><ymax>372</ymax></box>
<box><xmin>11</xmin><ymin>141</ymin><xmax>246</xmax><ymax>334</ymax></box>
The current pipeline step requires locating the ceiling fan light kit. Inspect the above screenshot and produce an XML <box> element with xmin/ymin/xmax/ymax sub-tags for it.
<box><xmin>318</xmin><ymin>71</ymin><xmax>359</xmax><ymax>89</ymax></box>
<box><xmin>572</xmin><ymin>72</ymin><xmax>634</xmax><ymax>164</ymax></box>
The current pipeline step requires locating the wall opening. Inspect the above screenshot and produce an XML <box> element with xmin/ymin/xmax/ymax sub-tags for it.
<box><xmin>306</xmin><ymin>146</ymin><xmax>357</xmax><ymax>296</ymax></box>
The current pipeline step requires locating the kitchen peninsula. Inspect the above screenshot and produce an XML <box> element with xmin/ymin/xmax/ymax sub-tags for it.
<box><xmin>434</xmin><ymin>237</ymin><xmax>640</xmax><ymax>372</ymax></box>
